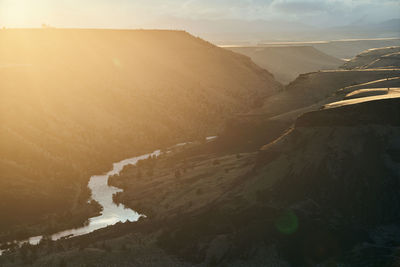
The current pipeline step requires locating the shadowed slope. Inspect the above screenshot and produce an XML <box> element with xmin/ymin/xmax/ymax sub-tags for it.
<box><xmin>250</xmin><ymin>69</ymin><xmax>400</xmax><ymax>118</ymax></box>
<box><xmin>0</xmin><ymin>29</ymin><xmax>281</xmax><ymax>236</ymax></box>
<box><xmin>341</xmin><ymin>46</ymin><xmax>400</xmax><ymax>69</ymax></box>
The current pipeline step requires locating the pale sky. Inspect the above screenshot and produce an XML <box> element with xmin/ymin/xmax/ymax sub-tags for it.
<box><xmin>0</xmin><ymin>0</ymin><xmax>399</xmax><ymax>28</ymax></box>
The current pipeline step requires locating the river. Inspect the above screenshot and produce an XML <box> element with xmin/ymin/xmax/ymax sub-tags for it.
<box><xmin>1</xmin><ymin>136</ymin><xmax>217</xmax><ymax>253</ymax></box>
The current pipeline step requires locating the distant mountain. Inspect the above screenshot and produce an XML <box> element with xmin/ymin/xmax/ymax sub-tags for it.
<box><xmin>144</xmin><ymin>17</ymin><xmax>314</xmax><ymax>44</ymax></box>
<box><xmin>152</xmin><ymin>17</ymin><xmax>314</xmax><ymax>34</ymax></box>
<box><xmin>0</xmin><ymin>28</ymin><xmax>281</xmax><ymax>239</ymax></box>
<box><xmin>377</xmin><ymin>18</ymin><xmax>400</xmax><ymax>32</ymax></box>
<box><xmin>312</xmin><ymin>39</ymin><xmax>400</xmax><ymax>59</ymax></box>
<box><xmin>142</xmin><ymin>18</ymin><xmax>400</xmax><ymax>44</ymax></box>
<box><xmin>257</xmin><ymin>39</ymin><xmax>400</xmax><ymax>60</ymax></box>
<box><xmin>323</xmin><ymin>19</ymin><xmax>400</xmax><ymax>41</ymax></box>
<box><xmin>227</xmin><ymin>46</ymin><xmax>344</xmax><ymax>84</ymax></box>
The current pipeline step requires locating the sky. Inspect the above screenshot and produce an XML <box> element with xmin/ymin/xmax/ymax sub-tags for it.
<box><xmin>0</xmin><ymin>0</ymin><xmax>399</xmax><ymax>29</ymax></box>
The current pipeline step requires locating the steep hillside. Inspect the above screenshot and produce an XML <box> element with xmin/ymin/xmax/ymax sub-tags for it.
<box><xmin>2</xmin><ymin>31</ymin><xmax>400</xmax><ymax>267</ymax></box>
<box><xmin>365</xmin><ymin>52</ymin><xmax>400</xmax><ymax>69</ymax></box>
<box><xmin>339</xmin><ymin>76</ymin><xmax>400</xmax><ymax>94</ymax></box>
<box><xmin>227</xmin><ymin>46</ymin><xmax>344</xmax><ymax>84</ymax></box>
<box><xmin>0</xmin><ymin>29</ymin><xmax>281</xmax><ymax>237</ymax></box>
<box><xmin>15</xmin><ymin>95</ymin><xmax>399</xmax><ymax>267</ymax></box>
<box><xmin>211</xmin><ymin>68</ymin><xmax>400</xmax><ymax>156</ymax></box>
<box><xmin>341</xmin><ymin>46</ymin><xmax>400</xmax><ymax>69</ymax></box>
<box><xmin>344</xmin><ymin>88</ymin><xmax>400</xmax><ymax>100</ymax></box>
<box><xmin>248</xmin><ymin>96</ymin><xmax>400</xmax><ymax>265</ymax></box>
<box><xmin>149</xmin><ymin>96</ymin><xmax>400</xmax><ymax>266</ymax></box>
<box><xmin>250</xmin><ymin>69</ymin><xmax>400</xmax><ymax>118</ymax></box>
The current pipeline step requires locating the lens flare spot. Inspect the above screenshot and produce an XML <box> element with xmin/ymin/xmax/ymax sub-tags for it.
<box><xmin>275</xmin><ymin>210</ymin><xmax>299</xmax><ymax>235</ymax></box>
<box><xmin>112</xmin><ymin>58</ymin><xmax>122</xmax><ymax>68</ymax></box>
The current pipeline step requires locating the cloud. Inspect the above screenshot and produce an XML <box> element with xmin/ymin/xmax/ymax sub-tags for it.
<box><xmin>1</xmin><ymin>0</ymin><xmax>399</xmax><ymax>28</ymax></box>
<box><xmin>272</xmin><ymin>0</ymin><xmax>330</xmax><ymax>14</ymax></box>
<box><xmin>177</xmin><ymin>0</ymin><xmax>275</xmax><ymax>18</ymax></box>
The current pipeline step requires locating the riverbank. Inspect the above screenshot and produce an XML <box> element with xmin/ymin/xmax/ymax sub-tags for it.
<box><xmin>0</xmin><ymin>136</ymin><xmax>218</xmax><ymax>253</ymax></box>
<box><xmin>109</xmin><ymin>146</ymin><xmax>257</xmax><ymax>222</ymax></box>
<box><xmin>0</xmin><ymin>200</ymin><xmax>102</xmax><ymax>246</ymax></box>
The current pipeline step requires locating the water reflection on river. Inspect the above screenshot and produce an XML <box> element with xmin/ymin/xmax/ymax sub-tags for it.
<box><xmin>2</xmin><ymin>136</ymin><xmax>217</xmax><ymax>251</ymax></box>
<box><xmin>19</xmin><ymin>149</ymin><xmax>162</xmax><ymax>246</ymax></box>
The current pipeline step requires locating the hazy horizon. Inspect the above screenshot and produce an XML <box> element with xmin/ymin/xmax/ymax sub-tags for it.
<box><xmin>1</xmin><ymin>0</ymin><xmax>399</xmax><ymax>29</ymax></box>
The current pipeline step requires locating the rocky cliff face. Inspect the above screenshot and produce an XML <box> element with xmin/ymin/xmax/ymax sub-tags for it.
<box><xmin>341</xmin><ymin>46</ymin><xmax>400</xmax><ymax>69</ymax></box>
<box><xmin>154</xmin><ymin>96</ymin><xmax>400</xmax><ymax>266</ymax></box>
<box><xmin>296</xmin><ymin>97</ymin><xmax>400</xmax><ymax>127</ymax></box>
<box><xmin>248</xmin><ymin>96</ymin><xmax>400</xmax><ymax>265</ymax></box>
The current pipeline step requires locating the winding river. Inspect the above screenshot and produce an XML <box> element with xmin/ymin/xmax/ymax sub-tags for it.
<box><xmin>21</xmin><ymin>149</ymin><xmax>162</xmax><ymax>246</ymax></box>
<box><xmin>1</xmin><ymin>136</ymin><xmax>217</xmax><ymax>252</ymax></box>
